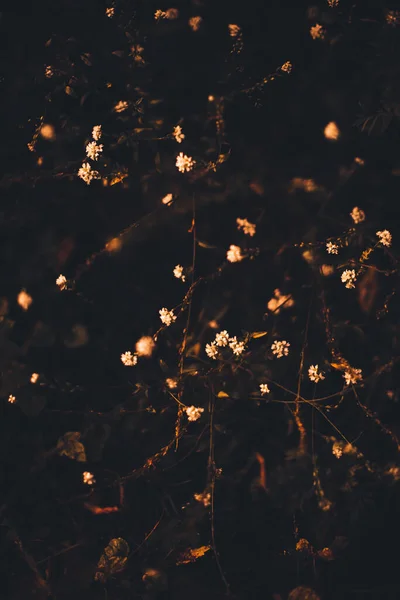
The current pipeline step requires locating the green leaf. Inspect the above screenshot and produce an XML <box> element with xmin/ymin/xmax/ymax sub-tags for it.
<box><xmin>94</xmin><ymin>538</ymin><xmax>130</xmax><ymax>583</ymax></box>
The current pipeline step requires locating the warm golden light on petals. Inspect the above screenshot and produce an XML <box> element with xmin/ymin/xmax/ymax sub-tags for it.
<box><xmin>114</xmin><ymin>101</ymin><xmax>129</xmax><ymax>113</ymax></box>
<box><xmin>162</xmin><ymin>193</ymin><xmax>174</xmax><ymax>205</ymax></box>
<box><xmin>17</xmin><ymin>290</ymin><xmax>33</xmax><ymax>311</ymax></box>
<box><xmin>105</xmin><ymin>7</ymin><xmax>114</xmax><ymax>17</ymax></box>
<box><xmin>8</xmin><ymin>394</ymin><xmax>16</xmax><ymax>404</ymax></box>
<box><xmin>280</xmin><ymin>61</ymin><xmax>293</xmax><ymax>73</ymax></box>
<box><xmin>324</xmin><ymin>121</ymin><xmax>340</xmax><ymax>140</ymax></box>
<box><xmin>226</xmin><ymin>245</ymin><xmax>243</xmax><ymax>263</ymax></box>
<box><xmin>189</xmin><ymin>16</ymin><xmax>202</xmax><ymax>31</ymax></box>
<box><xmin>173</xmin><ymin>125</ymin><xmax>185</xmax><ymax>143</ymax></box>
<box><xmin>121</xmin><ymin>351</ymin><xmax>138</xmax><ymax>366</ymax></box>
<box><xmin>176</xmin><ymin>153</ymin><xmax>195</xmax><ymax>173</ymax></box>
<box><xmin>83</xmin><ymin>471</ymin><xmax>96</xmax><ymax>485</ymax></box>
<box><xmin>40</xmin><ymin>124</ymin><xmax>56</xmax><ymax>140</ymax></box>
<box><xmin>56</xmin><ymin>274</ymin><xmax>67</xmax><ymax>290</ymax></box>
<box><xmin>310</xmin><ymin>24</ymin><xmax>326</xmax><ymax>40</ymax></box>
<box><xmin>135</xmin><ymin>336</ymin><xmax>156</xmax><ymax>357</ymax></box>
<box><xmin>185</xmin><ymin>406</ymin><xmax>204</xmax><ymax>422</ymax></box>
<box><xmin>165</xmin><ymin>8</ymin><xmax>179</xmax><ymax>20</ymax></box>
<box><xmin>30</xmin><ymin>373</ymin><xmax>39</xmax><ymax>384</ymax></box>
<box><xmin>350</xmin><ymin>206</ymin><xmax>365</xmax><ymax>224</ymax></box>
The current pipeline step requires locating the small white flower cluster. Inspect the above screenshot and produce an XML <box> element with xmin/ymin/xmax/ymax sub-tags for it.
<box><xmin>121</xmin><ymin>351</ymin><xmax>138</xmax><ymax>366</ymax></box>
<box><xmin>78</xmin><ymin>162</ymin><xmax>100</xmax><ymax>185</ymax></box>
<box><xmin>271</xmin><ymin>340</ymin><xmax>290</xmax><ymax>358</ymax></box>
<box><xmin>343</xmin><ymin>367</ymin><xmax>362</xmax><ymax>386</ymax></box>
<box><xmin>86</xmin><ymin>141</ymin><xmax>103</xmax><ymax>161</ymax></box>
<box><xmin>259</xmin><ymin>383</ymin><xmax>270</xmax><ymax>395</ymax></box>
<box><xmin>173</xmin><ymin>264</ymin><xmax>186</xmax><ymax>282</ymax></box>
<box><xmin>105</xmin><ymin>7</ymin><xmax>114</xmax><ymax>17</ymax></box>
<box><xmin>162</xmin><ymin>193</ymin><xmax>174</xmax><ymax>205</ymax></box>
<box><xmin>30</xmin><ymin>373</ymin><xmax>39</xmax><ymax>384</ymax></box>
<box><xmin>8</xmin><ymin>394</ymin><xmax>16</xmax><ymax>404</ymax></box>
<box><xmin>165</xmin><ymin>377</ymin><xmax>178</xmax><ymax>389</ymax></box>
<box><xmin>327</xmin><ymin>0</ymin><xmax>339</xmax><ymax>6</ymax></box>
<box><xmin>267</xmin><ymin>289</ymin><xmax>294</xmax><ymax>314</ymax></box>
<box><xmin>189</xmin><ymin>16</ymin><xmax>202</xmax><ymax>31</ymax></box>
<box><xmin>308</xmin><ymin>364</ymin><xmax>325</xmax><ymax>383</ymax></box>
<box><xmin>56</xmin><ymin>274</ymin><xmax>68</xmax><ymax>290</ymax></box>
<box><xmin>228</xmin><ymin>24</ymin><xmax>241</xmax><ymax>37</ymax></box>
<box><xmin>78</xmin><ymin>125</ymin><xmax>103</xmax><ymax>184</ymax></box>
<box><xmin>341</xmin><ymin>269</ymin><xmax>357</xmax><ymax>289</ymax></box>
<box><xmin>154</xmin><ymin>9</ymin><xmax>166</xmax><ymax>20</ymax></box>
<box><xmin>350</xmin><ymin>206</ymin><xmax>365</xmax><ymax>224</ymax></box>
<box><xmin>135</xmin><ymin>336</ymin><xmax>156</xmax><ymax>357</ymax></box>
<box><xmin>205</xmin><ymin>330</ymin><xmax>246</xmax><ymax>359</ymax></box>
<box><xmin>83</xmin><ymin>471</ymin><xmax>95</xmax><ymax>485</ymax></box>
<box><xmin>236</xmin><ymin>217</ymin><xmax>256</xmax><ymax>237</ymax></box>
<box><xmin>194</xmin><ymin>491</ymin><xmax>211</xmax><ymax>506</ymax></box>
<box><xmin>226</xmin><ymin>244</ymin><xmax>243</xmax><ymax>263</ymax></box>
<box><xmin>185</xmin><ymin>405</ymin><xmax>204</xmax><ymax>422</ymax></box>
<box><xmin>159</xmin><ymin>307</ymin><xmax>177</xmax><ymax>326</ymax></box>
<box><xmin>280</xmin><ymin>61</ymin><xmax>293</xmax><ymax>73</ymax></box>
<box><xmin>326</xmin><ymin>242</ymin><xmax>339</xmax><ymax>255</ymax></box>
<box><xmin>376</xmin><ymin>229</ymin><xmax>392</xmax><ymax>247</ymax></box>
<box><xmin>176</xmin><ymin>152</ymin><xmax>195</xmax><ymax>173</ymax></box>
<box><xmin>173</xmin><ymin>125</ymin><xmax>185</xmax><ymax>143</ymax></box>
<box><xmin>114</xmin><ymin>100</ymin><xmax>129</xmax><ymax>113</ymax></box>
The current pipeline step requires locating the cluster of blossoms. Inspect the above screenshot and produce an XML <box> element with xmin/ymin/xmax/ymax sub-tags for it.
<box><xmin>343</xmin><ymin>367</ymin><xmax>362</xmax><ymax>386</ymax></box>
<box><xmin>162</xmin><ymin>193</ymin><xmax>173</xmax><ymax>205</ymax></box>
<box><xmin>267</xmin><ymin>289</ymin><xmax>294</xmax><ymax>314</ymax></box>
<box><xmin>259</xmin><ymin>383</ymin><xmax>270</xmax><ymax>395</ymax></box>
<box><xmin>173</xmin><ymin>125</ymin><xmax>185</xmax><ymax>143</ymax></box>
<box><xmin>308</xmin><ymin>364</ymin><xmax>325</xmax><ymax>383</ymax></box>
<box><xmin>236</xmin><ymin>217</ymin><xmax>256</xmax><ymax>237</ymax></box>
<box><xmin>341</xmin><ymin>269</ymin><xmax>357</xmax><ymax>289</ymax></box>
<box><xmin>8</xmin><ymin>394</ymin><xmax>16</xmax><ymax>404</ymax></box>
<box><xmin>228</xmin><ymin>24</ymin><xmax>241</xmax><ymax>37</ymax></box>
<box><xmin>326</xmin><ymin>242</ymin><xmax>339</xmax><ymax>254</ymax></box>
<box><xmin>114</xmin><ymin>100</ymin><xmax>129</xmax><ymax>113</ymax></box>
<box><xmin>310</xmin><ymin>24</ymin><xmax>325</xmax><ymax>39</ymax></box>
<box><xmin>173</xmin><ymin>264</ymin><xmax>186</xmax><ymax>282</ymax></box>
<box><xmin>226</xmin><ymin>245</ymin><xmax>243</xmax><ymax>263</ymax></box>
<box><xmin>159</xmin><ymin>307</ymin><xmax>177</xmax><ymax>326</ymax></box>
<box><xmin>332</xmin><ymin>440</ymin><xmax>356</xmax><ymax>459</ymax></box>
<box><xmin>83</xmin><ymin>471</ymin><xmax>95</xmax><ymax>485</ymax></box>
<box><xmin>350</xmin><ymin>206</ymin><xmax>365</xmax><ymax>224</ymax></box>
<box><xmin>56</xmin><ymin>274</ymin><xmax>67</xmax><ymax>290</ymax></box>
<box><xmin>194</xmin><ymin>491</ymin><xmax>211</xmax><ymax>507</ymax></box>
<box><xmin>189</xmin><ymin>16</ymin><xmax>202</xmax><ymax>31</ymax></box>
<box><xmin>376</xmin><ymin>230</ymin><xmax>392</xmax><ymax>247</ymax></box>
<box><xmin>185</xmin><ymin>406</ymin><xmax>204</xmax><ymax>422</ymax></box>
<box><xmin>176</xmin><ymin>152</ymin><xmax>195</xmax><ymax>173</ymax></box>
<box><xmin>327</xmin><ymin>0</ymin><xmax>339</xmax><ymax>7</ymax></box>
<box><xmin>30</xmin><ymin>373</ymin><xmax>39</xmax><ymax>384</ymax></box>
<box><xmin>280</xmin><ymin>61</ymin><xmax>293</xmax><ymax>73</ymax></box>
<box><xmin>135</xmin><ymin>336</ymin><xmax>156</xmax><ymax>358</ymax></box>
<box><xmin>45</xmin><ymin>65</ymin><xmax>53</xmax><ymax>78</ymax></box>
<box><xmin>205</xmin><ymin>330</ymin><xmax>246</xmax><ymax>359</ymax></box>
<box><xmin>105</xmin><ymin>7</ymin><xmax>114</xmax><ymax>17</ymax></box>
<box><xmin>324</xmin><ymin>121</ymin><xmax>340</xmax><ymax>140</ymax></box>
<box><xmin>121</xmin><ymin>351</ymin><xmax>138</xmax><ymax>366</ymax></box>
<box><xmin>271</xmin><ymin>340</ymin><xmax>290</xmax><ymax>358</ymax></box>
<box><xmin>155</xmin><ymin>8</ymin><xmax>179</xmax><ymax>20</ymax></box>
<box><xmin>78</xmin><ymin>124</ymin><xmax>102</xmax><ymax>185</ymax></box>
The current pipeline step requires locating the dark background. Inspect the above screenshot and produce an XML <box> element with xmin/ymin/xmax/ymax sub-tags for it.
<box><xmin>1</xmin><ymin>1</ymin><xmax>400</xmax><ymax>599</ymax></box>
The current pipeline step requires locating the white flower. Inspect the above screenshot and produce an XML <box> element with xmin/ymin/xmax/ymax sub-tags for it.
<box><xmin>326</xmin><ymin>242</ymin><xmax>339</xmax><ymax>254</ymax></box>
<box><xmin>8</xmin><ymin>394</ymin><xmax>16</xmax><ymax>404</ymax></box>
<box><xmin>376</xmin><ymin>230</ymin><xmax>392</xmax><ymax>247</ymax></box>
<box><xmin>228</xmin><ymin>24</ymin><xmax>241</xmax><ymax>37</ymax></box>
<box><xmin>86</xmin><ymin>142</ymin><xmax>103</xmax><ymax>161</ymax></box>
<box><xmin>135</xmin><ymin>336</ymin><xmax>156</xmax><ymax>357</ymax></box>
<box><xmin>205</xmin><ymin>342</ymin><xmax>219</xmax><ymax>359</ymax></box>
<box><xmin>236</xmin><ymin>217</ymin><xmax>256</xmax><ymax>237</ymax></box>
<box><xmin>189</xmin><ymin>16</ymin><xmax>202</xmax><ymax>31</ymax></box>
<box><xmin>121</xmin><ymin>351</ymin><xmax>138</xmax><ymax>366</ymax></box>
<box><xmin>341</xmin><ymin>269</ymin><xmax>357</xmax><ymax>289</ymax></box>
<box><xmin>259</xmin><ymin>383</ymin><xmax>270</xmax><ymax>395</ymax></box>
<box><xmin>173</xmin><ymin>125</ymin><xmax>185</xmax><ymax>144</ymax></box>
<box><xmin>154</xmin><ymin>9</ymin><xmax>166</xmax><ymax>20</ymax></box>
<box><xmin>83</xmin><ymin>471</ymin><xmax>95</xmax><ymax>485</ymax></box>
<box><xmin>350</xmin><ymin>206</ymin><xmax>365</xmax><ymax>224</ymax></box>
<box><xmin>159</xmin><ymin>308</ymin><xmax>177</xmax><ymax>326</ymax></box>
<box><xmin>30</xmin><ymin>373</ymin><xmax>39</xmax><ymax>384</ymax></box>
<box><xmin>185</xmin><ymin>406</ymin><xmax>204</xmax><ymax>422</ymax></box>
<box><xmin>56</xmin><ymin>274</ymin><xmax>67</xmax><ymax>290</ymax></box>
<box><xmin>194</xmin><ymin>491</ymin><xmax>211</xmax><ymax>506</ymax></box>
<box><xmin>324</xmin><ymin>122</ymin><xmax>340</xmax><ymax>140</ymax></box>
<box><xmin>176</xmin><ymin>152</ymin><xmax>195</xmax><ymax>173</ymax></box>
<box><xmin>343</xmin><ymin>367</ymin><xmax>362</xmax><ymax>386</ymax></box>
<box><xmin>215</xmin><ymin>330</ymin><xmax>230</xmax><ymax>347</ymax></box>
<box><xmin>114</xmin><ymin>100</ymin><xmax>129</xmax><ymax>113</ymax></box>
<box><xmin>78</xmin><ymin>162</ymin><xmax>100</xmax><ymax>185</ymax></box>
<box><xmin>165</xmin><ymin>377</ymin><xmax>178</xmax><ymax>389</ymax></box>
<box><xmin>267</xmin><ymin>289</ymin><xmax>294</xmax><ymax>314</ymax></box>
<box><xmin>105</xmin><ymin>7</ymin><xmax>114</xmax><ymax>17</ymax></box>
<box><xmin>173</xmin><ymin>264</ymin><xmax>186</xmax><ymax>281</ymax></box>
<box><xmin>271</xmin><ymin>340</ymin><xmax>290</xmax><ymax>358</ymax></box>
<box><xmin>308</xmin><ymin>364</ymin><xmax>325</xmax><ymax>383</ymax></box>
<box><xmin>92</xmin><ymin>125</ymin><xmax>102</xmax><ymax>141</ymax></box>
<box><xmin>17</xmin><ymin>290</ymin><xmax>33</xmax><ymax>311</ymax></box>
<box><xmin>162</xmin><ymin>193</ymin><xmax>174</xmax><ymax>205</ymax></box>
<box><xmin>226</xmin><ymin>245</ymin><xmax>243</xmax><ymax>263</ymax></box>
<box><xmin>229</xmin><ymin>336</ymin><xmax>246</xmax><ymax>356</ymax></box>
